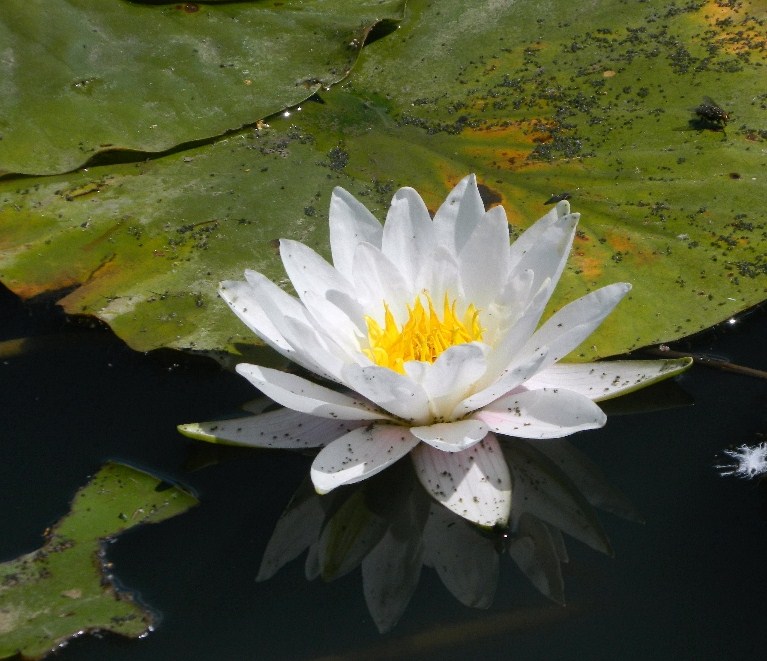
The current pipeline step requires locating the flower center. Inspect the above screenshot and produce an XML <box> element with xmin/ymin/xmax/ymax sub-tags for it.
<box><xmin>364</xmin><ymin>293</ymin><xmax>484</xmax><ymax>374</ymax></box>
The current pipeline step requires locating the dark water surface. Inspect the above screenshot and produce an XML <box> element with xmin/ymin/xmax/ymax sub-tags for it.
<box><xmin>2</xmin><ymin>286</ymin><xmax>766</xmax><ymax>661</ymax></box>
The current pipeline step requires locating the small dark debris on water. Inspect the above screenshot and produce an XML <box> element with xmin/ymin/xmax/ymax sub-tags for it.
<box><xmin>545</xmin><ymin>192</ymin><xmax>571</xmax><ymax>205</ymax></box>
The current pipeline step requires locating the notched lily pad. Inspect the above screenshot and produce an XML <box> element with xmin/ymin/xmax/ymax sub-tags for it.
<box><xmin>0</xmin><ymin>0</ymin><xmax>406</xmax><ymax>175</ymax></box>
<box><xmin>0</xmin><ymin>462</ymin><xmax>198</xmax><ymax>660</ymax></box>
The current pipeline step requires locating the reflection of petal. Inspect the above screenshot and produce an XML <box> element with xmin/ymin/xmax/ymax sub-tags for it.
<box><xmin>412</xmin><ymin>433</ymin><xmax>511</xmax><ymax>527</ymax></box>
<box><xmin>257</xmin><ymin>479</ymin><xmax>326</xmax><ymax>581</ymax></box>
<box><xmin>422</xmin><ymin>505</ymin><xmax>497</xmax><ymax>609</ymax></box>
<box><xmin>362</xmin><ymin>485</ymin><xmax>428</xmax><ymax>633</ymax></box>
<box><xmin>317</xmin><ymin>490</ymin><xmax>388</xmax><ymax>581</ymax></box>
<box><xmin>311</xmin><ymin>425</ymin><xmax>420</xmax><ymax>494</ymax></box>
<box><xmin>526</xmin><ymin>438</ymin><xmax>643</xmax><ymax>522</ymax></box>
<box><xmin>507</xmin><ymin>514</ymin><xmax>565</xmax><ymax>605</ymax></box>
<box><xmin>503</xmin><ymin>439</ymin><xmax>612</xmax><ymax>555</ymax></box>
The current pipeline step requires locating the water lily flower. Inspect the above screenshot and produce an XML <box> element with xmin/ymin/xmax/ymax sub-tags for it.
<box><xmin>179</xmin><ymin>175</ymin><xmax>689</xmax><ymax>527</ymax></box>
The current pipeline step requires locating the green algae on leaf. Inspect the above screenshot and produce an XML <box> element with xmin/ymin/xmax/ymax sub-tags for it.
<box><xmin>0</xmin><ymin>463</ymin><xmax>198</xmax><ymax>660</ymax></box>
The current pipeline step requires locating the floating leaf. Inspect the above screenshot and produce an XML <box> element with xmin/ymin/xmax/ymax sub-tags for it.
<box><xmin>0</xmin><ymin>0</ymin><xmax>405</xmax><ymax>175</ymax></box>
<box><xmin>0</xmin><ymin>463</ymin><xmax>198</xmax><ymax>660</ymax></box>
<box><xmin>0</xmin><ymin>0</ymin><xmax>765</xmax><ymax>361</ymax></box>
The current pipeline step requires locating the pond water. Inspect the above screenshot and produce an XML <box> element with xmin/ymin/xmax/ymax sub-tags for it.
<box><xmin>2</xmin><ymin>285</ymin><xmax>766</xmax><ymax>660</ymax></box>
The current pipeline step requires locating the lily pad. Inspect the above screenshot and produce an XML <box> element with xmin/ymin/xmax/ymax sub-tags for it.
<box><xmin>0</xmin><ymin>0</ymin><xmax>765</xmax><ymax>362</ymax></box>
<box><xmin>0</xmin><ymin>462</ymin><xmax>198</xmax><ymax>660</ymax></box>
<box><xmin>0</xmin><ymin>0</ymin><xmax>405</xmax><ymax>175</ymax></box>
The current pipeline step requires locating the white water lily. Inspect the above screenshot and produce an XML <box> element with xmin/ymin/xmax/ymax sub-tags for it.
<box><xmin>179</xmin><ymin>175</ymin><xmax>689</xmax><ymax>527</ymax></box>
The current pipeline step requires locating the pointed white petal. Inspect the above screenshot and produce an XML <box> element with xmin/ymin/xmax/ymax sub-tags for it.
<box><xmin>236</xmin><ymin>364</ymin><xmax>391</xmax><ymax>421</ymax></box>
<box><xmin>469</xmin><ymin>281</ymin><xmax>552</xmax><ymax>395</ymax></box>
<box><xmin>381</xmin><ymin>187</ymin><xmax>435</xmax><ymax>285</ymax></box>
<box><xmin>410</xmin><ymin>419</ymin><xmax>489</xmax><ymax>452</ymax></box>
<box><xmin>279</xmin><ymin>239</ymin><xmax>367</xmax><ymax>341</ymax></box>
<box><xmin>236</xmin><ymin>270</ymin><xmax>340</xmax><ymax>378</ymax></box>
<box><xmin>352</xmin><ymin>242</ymin><xmax>411</xmax><ymax>322</ymax></box>
<box><xmin>329</xmin><ymin>186</ymin><xmax>383</xmax><ymax>280</ymax></box>
<box><xmin>420</xmin><ymin>245</ymin><xmax>463</xmax><ymax>306</ymax></box>
<box><xmin>452</xmin><ymin>346</ymin><xmax>549</xmax><ymax>417</ymax></box>
<box><xmin>524</xmin><ymin>357</ymin><xmax>693</xmax><ymax>402</ymax></box>
<box><xmin>507</xmin><ymin>201</ymin><xmax>578</xmax><ymax>300</ymax></box>
<box><xmin>475</xmin><ymin>388</ymin><xmax>606</xmax><ymax>439</ymax></box>
<box><xmin>422</xmin><ymin>505</ymin><xmax>498</xmax><ymax>608</ymax></box>
<box><xmin>522</xmin><ymin>282</ymin><xmax>631</xmax><ymax>368</ymax></box>
<box><xmin>177</xmin><ymin>408</ymin><xmax>365</xmax><ymax>449</ymax></box>
<box><xmin>411</xmin><ymin>433</ymin><xmax>511</xmax><ymax>527</ymax></box>
<box><xmin>218</xmin><ymin>279</ymin><xmax>292</xmax><ymax>352</ymax></box>
<box><xmin>457</xmin><ymin>204</ymin><xmax>511</xmax><ymax>310</ymax></box>
<box><xmin>420</xmin><ymin>343</ymin><xmax>487</xmax><ymax>419</ymax></box>
<box><xmin>311</xmin><ymin>425</ymin><xmax>420</xmax><ymax>493</ymax></box>
<box><xmin>433</xmin><ymin>174</ymin><xmax>485</xmax><ymax>255</ymax></box>
<box><xmin>342</xmin><ymin>364</ymin><xmax>431</xmax><ymax>424</ymax></box>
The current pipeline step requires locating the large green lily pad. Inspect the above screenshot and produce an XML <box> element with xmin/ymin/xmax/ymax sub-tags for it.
<box><xmin>0</xmin><ymin>0</ymin><xmax>405</xmax><ymax>175</ymax></box>
<box><xmin>0</xmin><ymin>463</ymin><xmax>198</xmax><ymax>660</ymax></box>
<box><xmin>0</xmin><ymin>0</ymin><xmax>765</xmax><ymax>363</ymax></box>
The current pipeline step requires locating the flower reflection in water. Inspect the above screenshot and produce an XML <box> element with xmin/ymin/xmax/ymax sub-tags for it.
<box><xmin>256</xmin><ymin>437</ymin><xmax>640</xmax><ymax>632</ymax></box>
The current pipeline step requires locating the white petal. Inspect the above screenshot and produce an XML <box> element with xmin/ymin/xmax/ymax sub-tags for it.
<box><xmin>420</xmin><ymin>245</ymin><xmax>463</xmax><ymax>306</ymax></box>
<box><xmin>456</xmin><ymin>204</ymin><xmax>511</xmax><ymax>310</ymax></box>
<box><xmin>342</xmin><ymin>363</ymin><xmax>431</xmax><ymax>424</ymax></box>
<box><xmin>329</xmin><ymin>186</ymin><xmax>383</xmax><ymax>280</ymax></box>
<box><xmin>433</xmin><ymin>174</ymin><xmax>485</xmax><ymax>255</ymax></box>
<box><xmin>420</xmin><ymin>343</ymin><xmax>488</xmax><ymax>419</ymax></box>
<box><xmin>522</xmin><ymin>282</ymin><xmax>631</xmax><ymax>367</ymax></box>
<box><xmin>523</xmin><ymin>357</ymin><xmax>693</xmax><ymax>402</ymax></box>
<box><xmin>474</xmin><ymin>388</ymin><xmax>606</xmax><ymax>439</ymax></box>
<box><xmin>237</xmin><ymin>270</ymin><xmax>340</xmax><ymax>378</ymax></box>
<box><xmin>452</xmin><ymin>346</ymin><xmax>549</xmax><ymax>417</ymax></box>
<box><xmin>311</xmin><ymin>425</ymin><xmax>420</xmax><ymax>493</ymax></box>
<box><xmin>381</xmin><ymin>187</ymin><xmax>435</xmax><ymax>285</ymax></box>
<box><xmin>177</xmin><ymin>408</ymin><xmax>365</xmax><ymax>449</ymax></box>
<box><xmin>218</xmin><ymin>279</ymin><xmax>292</xmax><ymax>352</ymax></box>
<box><xmin>352</xmin><ymin>242</ymin><xmax>411</xmax><ymax>323</ymax></box>
<box><xmin>470</xmin><ymin>281</ymin><xmax>553</xmax><ymax>394</ymax></box>
<box><xmin>279</xmin><ymin>239</ymin><xmax>367</xmax><ymax>340</ymax></box>
<box><xmin>236</xmin><ymin>364</ymin><xmax>391</xmax><ymax>421</ymax></box>
<box><xmin>507</xmin><ymin>201</ymin><xmax>578</xmax><ymax>301</ymax></box>
<box><xmin>411</xmin><ymin>433</ymin><xmax>511</xmax><ymax>527</ymax></box>
<box><xmin>410</xmin><ymin>419</ymin><xmax>489</xmax><ymax>452</ymax></box>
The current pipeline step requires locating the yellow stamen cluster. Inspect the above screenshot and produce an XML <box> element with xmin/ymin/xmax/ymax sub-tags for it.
<box><xmin>364</xmin><ymin>293</ymin><xmax>484</xmax><ymax>374</ymax></box>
